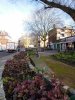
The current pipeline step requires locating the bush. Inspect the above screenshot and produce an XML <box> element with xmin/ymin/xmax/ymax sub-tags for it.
<box><xmin>13</xmin><ymin>74</ymin><xmax>68</xmax><ymax>100</ymax></box>
<box><xmin>2</xmin><ymin>59</ymin><xmax>32</xmax><ymax>80</ymax></box>
<box><xmin>52</xmin><ymin>51</ymin><xmax>75</xmax><ymax>65</ymax></box>
<box><xmin>13</xmin><ymin>51</ymin><xmax>27</xmax><ymax>60</ymax></box>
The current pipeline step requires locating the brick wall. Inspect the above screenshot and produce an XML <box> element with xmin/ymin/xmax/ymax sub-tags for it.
<box><xmin>48</xmin><ymin>28</ymin><xmax>57</xmax><ymax>43</ymax></box>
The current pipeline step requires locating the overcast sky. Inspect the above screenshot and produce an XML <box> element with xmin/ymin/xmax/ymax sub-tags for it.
<box><xmin>0</xmin><ymin>0</ymin><xmax>75</xmax><ymax>42</ymax></box>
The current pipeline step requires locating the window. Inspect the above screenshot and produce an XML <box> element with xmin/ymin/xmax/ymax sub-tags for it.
<box><xmin>61</xmin><ymin>34</ymin><xmax>64</xmax><ymax>37</ymax></box>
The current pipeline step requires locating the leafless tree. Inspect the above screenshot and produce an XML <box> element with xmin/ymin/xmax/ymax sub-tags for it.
<box><xmin>27</xmin><ymin>9</ymin><xmax>63</xmax><ymax>48</ymax></box>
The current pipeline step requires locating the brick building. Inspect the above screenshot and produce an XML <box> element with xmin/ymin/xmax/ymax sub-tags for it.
<box><xmin>48</xmin><ymin>27</ymin><xmax>75</xmax><ymax>50</ymax></box>
<box><xmin>48</xmin><ymin>27</ymin><xmax>74</xmax><ymax>43</ymax></box>
<box><xmin>0</xmin><ymin>31</ymin><xmax>11</xmax><ymax>50</ymax></box>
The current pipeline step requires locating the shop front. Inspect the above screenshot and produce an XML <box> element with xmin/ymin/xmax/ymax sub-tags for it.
<box><xmin>52</xmin><ymin>36</ymin><xmax>75</xmax><ymax>51</ymax></box>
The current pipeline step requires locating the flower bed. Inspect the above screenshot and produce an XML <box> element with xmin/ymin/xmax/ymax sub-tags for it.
<box><xmin>2</xmin><ymin>51</ymin><xmax>69</xmax><ymax>100</ymax></box>
<box><xmin>13</xmin><ymin>51</ymin><xmax>27</xmax><ymax>60</ymax></box>
<box><xmin>13</xmin><ymin>74</ymin><xmax>68</xmax><ymax>100</ymax></box>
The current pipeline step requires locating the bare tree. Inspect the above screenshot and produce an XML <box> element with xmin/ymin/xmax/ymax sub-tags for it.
<box><xmin>34</xmin><ymin>0</ymin><xmax>75</xmax><ymax>21</ymax></box>
<box><xmin>27</xmin><ymin>9</ymin><xmax>63</xmax><ymax>48</ymax></box>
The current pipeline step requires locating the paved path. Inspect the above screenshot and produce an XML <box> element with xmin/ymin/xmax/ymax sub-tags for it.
<box><xmin>39</xmin><ymin>50</ymin><xmax>58</xmax><ymax>56</ymax></box>
<box><xmin>0</xmin><ymin>53</ymin><xmax>16</xmax><ymax>100</ymax></box>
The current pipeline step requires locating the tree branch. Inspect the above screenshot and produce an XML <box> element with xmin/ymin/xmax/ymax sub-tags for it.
<box><xmin>39</xmin><ymin>0</ymin><xmax>75</xmax><ymax>21</ymax></box>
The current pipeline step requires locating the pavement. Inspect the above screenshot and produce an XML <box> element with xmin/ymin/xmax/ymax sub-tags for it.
<box><xmin>0</xmin><ymin>53</ymin><xmax>17</xmax><ymax>100</ymax></box>
<box><xmin>39</xmin><ymin>50</ymin><xmax>58</xmax><ymax>56</ymax></box>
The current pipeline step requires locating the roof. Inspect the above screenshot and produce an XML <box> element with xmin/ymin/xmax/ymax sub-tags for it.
<box><xmin>54</xmin><ymin>35</ymin><xmax>75</xmax><ymax>43</ymax></box>
<box><xmin>48</xmin><ymin>28</ymin><xmax>56</xmax><ymax>36</ymax></box>
<box><xmin>0</xmin><ymin>31</ymin><xmax>8</xmax><ymax>36</ymax></box>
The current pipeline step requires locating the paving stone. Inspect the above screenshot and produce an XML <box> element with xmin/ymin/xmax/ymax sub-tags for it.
<box><xmin>0</xmin><ymin>92</ymin><xmax>6</xmax><ymax>100</ymax></box>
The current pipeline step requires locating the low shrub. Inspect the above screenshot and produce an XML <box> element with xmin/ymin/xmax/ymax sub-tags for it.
<box><xmin>52</xmin><ymin>51</ymin><xmax>75</xmax><ymax>65</ymax></box>
<box><xmin>13</xmin><ymin>51</ymin><xmax>27</xmax><ymax>60</ymax></box>
<box><xmin>2</xmin><ymin>59</ymin><xmax>32</xmax><ymax>80</ymax></box>
<box><xmin>13</xmin><ymin>74</ymin><xmax>68</xmax><ymax>100</ymax></box>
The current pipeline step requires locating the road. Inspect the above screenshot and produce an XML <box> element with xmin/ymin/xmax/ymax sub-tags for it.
<box><xmin>0</xmin><ymin>51</ymin><xmax>13</xmax><ymax>58</ymax></box>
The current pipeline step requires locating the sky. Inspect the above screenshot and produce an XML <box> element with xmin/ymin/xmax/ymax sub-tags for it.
<box><xmin>48</xmin><ymin>0</ymin><xmax>75</xmax><ymax>9</ymax></box>
<box><xmin>0</xmin><ymin>0</ymin><xmax>43</xmax><ymax>41</ymax></box>
<box><xmin>0</xmin><ymin>0</ymin><xmax>75</xmax><ymax>42</ymax></box>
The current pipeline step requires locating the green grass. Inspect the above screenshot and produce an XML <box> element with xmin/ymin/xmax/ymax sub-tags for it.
<box><xmin>40</xmin><ymin>55</ymin><xmax>75</xmax><ymax>88</ymax></box>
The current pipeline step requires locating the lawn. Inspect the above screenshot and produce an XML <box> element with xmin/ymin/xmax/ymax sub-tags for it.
<box><xmin>40</xmin><ymin>55</ymin><xmax>75</xmax><ymax>88</ymax></box>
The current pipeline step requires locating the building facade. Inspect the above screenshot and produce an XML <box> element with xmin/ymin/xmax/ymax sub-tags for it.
<box><xmin>19</xmin><ymin>35</ymin><xmax>35</xmax><ymax>48</ymax></box>
<box><xmin>48</xmin><ymin>27</ymin><xmax>75</xmax><ymax>50</ymax></box>
<box><xmin>53</xmin><ymin>36</ymin><xmax>75</xmax><ymax>51</ymax></box>
<box><xmin>48</xmin><ymin>27</ymin><xmax>74</xmax><ymax>43</ymax></box>
<box><xmin>0</xmin><ymin>31</ymin><xmax>11</xmax><ymax>50</ymax></box>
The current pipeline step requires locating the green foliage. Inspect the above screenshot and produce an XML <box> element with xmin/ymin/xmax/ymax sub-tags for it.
<box><xmin>70</xmin><ymin>95</ymin><xmax>75</xmax><ymax>100</ymax></box>
<box><xmin>2</xmin><ymin>77</ymin><xmax>14</xmax><ymax>85</ymax></box>
<box><xmin>27</xmin><ymin>49</ymin><xmax>36</xmax><ymax>56</ymax></box>
<box><xmin>34</xmin><ymin>66</ymin><xmax>48</xmax><ymax>74</ymax></box>
<box><xmin>52</xmin><ymin>51</ymin><xmax>75</xmax><ymax>64</ymax></box>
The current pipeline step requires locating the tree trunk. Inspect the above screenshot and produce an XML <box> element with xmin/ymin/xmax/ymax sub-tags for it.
<box><xmin>44</xmin><ymin>40</ymin><xmax>45</xmax><ymax>48</ymax></box>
